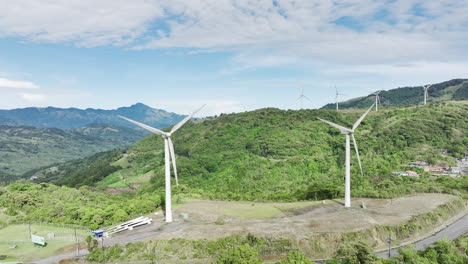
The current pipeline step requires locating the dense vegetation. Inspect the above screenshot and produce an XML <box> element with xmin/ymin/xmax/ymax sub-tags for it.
<box><xmin>0</xmin><ymin>124</ymin><xmax>143</xmax><ymax>176</ymax></box>
<box><xmin>24</xmin><ymin>151</ymin><xmax>123</xmax><ymax>187</ymax></box>
<box><xmin>0</xmin><ymin>182</ymin><xmax>160</xmax><ymax>229</ymax></box>
<box><xmin>54</xmin><ymin>102</ymin><xmax>468</xmax><ymax>201</ymax></box>
<box><xmin>85</xmin><ymin>233</ymin><xmax>467</xmax><ymax>263</ymax></box>
<box><xmin>0</xmin><ymin>102</ymin><xmax>185</xmax><ymax>130</ymax></box>
<box><xmin>322</xmin><ymin>79</ymin><xmax>468</xmax><ymax>109</ymax></box>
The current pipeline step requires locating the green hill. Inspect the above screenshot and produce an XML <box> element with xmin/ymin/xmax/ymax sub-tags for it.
<box><xmin>321</xmin><ymin>79</ymin><xmax>468</xmax><ymax>109</ymax></box>
<box><xmin>0</xmin><ymin>123</ymin><xmax>145</xmax><ymax>177</ymax></box>
<box><xmin>38</xmin><ymin>101</ymin><xmax>468</xmax><ymax>201</ymax></box>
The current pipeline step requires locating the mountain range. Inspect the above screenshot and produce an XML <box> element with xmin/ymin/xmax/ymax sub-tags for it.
<box><xmin>0</xmin><ymin>103</ymin><xmax>186</xmax><ymax>178</ymax></box>
<box><xmin>321</xmin><ymin>79</ymin><xmax>468</xmax><ymax>109</ymax></box>
<box><xmin>0</xmin><ymin>103</ymin><xmax>186</xmax><ymax>130</ymax></box>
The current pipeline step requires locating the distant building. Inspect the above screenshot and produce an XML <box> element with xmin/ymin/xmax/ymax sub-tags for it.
<box><xmin>450</xmin><ymin>167</ymin><xmax>461</xmax><ymax>173</ymax></box>
<box><xmin>406</xmin><ymin>170</ymin><xmax>419</xmax><ymax>177</ymax></box>
<box><xmin>393</xmin><ymin>171</ymin><xmax>408</xmax><ymax>176</ymax></box>
<box><xmin>30</xmin><ymin>176</ymin><xmax>38</xmax><ymax>180</ymax></box>
<box><xmin>424</xmin><ymin>166</ymin><xmax>445</xmax><ymax>172</ymax></box>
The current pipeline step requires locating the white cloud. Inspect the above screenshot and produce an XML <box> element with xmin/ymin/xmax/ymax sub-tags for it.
<box><xmin>0</xmin><ymin>77</ymin><xmax>39</xmax><ymax>89</ymax></box>
<box><xmin>0</xmin><ymin>83</ymin><xmax>92</xmax><ymax>109</ymax></box>
<box><xmin>0</xmin><ymin>1</ymin><xmax>467</xmax><ymax>80</ymax></box>
<box><xmin>1</xmin><ymin>1</ymin><xmax>466</xmax><ymax>53</ymax></box>
<box><xmin>20</xmin><ymin>93</ymin><xmax>46</xmax><ymax>102</ymax></box>
<box><xmin>0</xmin><ymin>0</ymin><xmax>164</xmax><ymax>47</ymax></box>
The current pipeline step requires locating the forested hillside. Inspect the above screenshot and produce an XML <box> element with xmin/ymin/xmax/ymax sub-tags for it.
<box><xmin>322</xmin><ymin>79</ymin><xmax>468</xmax><ymax>109</ymax></box>
<box><xmin>0</xmin><ymin>103</ymin><xmax>185</xmax><ymax>130</ymax></box>
<box><xmin>0</xmin><ymin>124</ymin><xmax>144</xmax><ymax>177</ymax></box>
<box><xmin>0</xmin><ymin>182</ymin><xmax>159</xmax><ymax>229</ymax></box>
<box><xmin>38</xmin><ymin>101</ymin><xmax>468</xmax><ymax>201</ymax></box>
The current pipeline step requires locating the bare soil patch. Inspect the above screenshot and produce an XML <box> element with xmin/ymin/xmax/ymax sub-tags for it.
<box><xmin>155</xmin><ymin>193</ymin><xmax>457</xmax><ymax>241</ymax></box>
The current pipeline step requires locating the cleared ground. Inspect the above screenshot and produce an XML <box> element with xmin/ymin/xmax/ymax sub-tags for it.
<box><xmin>30</xmin><ymin>193</ymin><xmax>464</xmax><ymax>263</ymax></box>
<box><xmin>154</xmin><ymin>193</ymin><xmax>458</xmax><ymax>240</ymax></box>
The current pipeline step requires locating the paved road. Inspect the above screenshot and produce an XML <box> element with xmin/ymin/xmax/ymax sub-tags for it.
<box><xmin>376</xmin><ymin>213</ymin><xmax>468</xmax><ymax>258</ymax></box>
<box><xmin>32</xmin><ymin>219</ymin><xmax>193</xmax><ymax>264</ymax></box>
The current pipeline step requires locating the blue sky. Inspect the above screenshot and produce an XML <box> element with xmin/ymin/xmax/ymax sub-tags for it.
<box><xmin>0</xmin><ymin>0</ymin><xmax>467</xmax><ymax>116</ymax></box>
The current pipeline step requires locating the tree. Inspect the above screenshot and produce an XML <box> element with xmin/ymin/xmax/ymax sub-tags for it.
<box><xmin>334</xmin><ymin>241</ymin><xmax>376</xmax><ymax>264</ymax></box>
<box><xmin>215</xmin><ymin>244</ymin><xmax>262</xmax><ymax>264</ymax></box>
<box><xmin>279</xmin><ymin>250</ymin><xmax>315</xmax><ymax>264</ymax></box>
<box><xmin>85</xmin><ymin>235</ymin><xmax>99</xmax><ymax>252</ymax></box>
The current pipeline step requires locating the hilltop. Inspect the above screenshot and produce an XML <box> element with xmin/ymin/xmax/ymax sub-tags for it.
<box><xmin>0</xmin><ymin>103</ymin><xmax>185</xmax><ymax>130</ymax></box>
<box><xmin>322</xmin><ymin>79</ymin><xmax>468</xmax><ymax>109</ymax></box>
<box><xmin>35</xmin><ymin>101</ymin><xmax>468</xmax><ymax>201</ymax></box>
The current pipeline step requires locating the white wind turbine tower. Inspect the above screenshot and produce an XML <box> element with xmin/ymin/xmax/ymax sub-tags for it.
<box><xmin>118</xmin><ymin>105</ymin><xmax>205</xmax><ymax>222</ymax></box>
<box><xmin>335</xmin><ymin>87</ymin><xmax>345</xmax><ymax>110</ymax></box>
<box><xmin>317</xmin><ymin>103</ymin><xmax>375</xmax><ymax>208</ymax></box>
<box><xmin>423</xmin><ymin>84</ymin><xmax>432</xmax><ymax>105</ymax></box>
<box><xmin>369</xmin><ymin>90</ymin><xmax>382</xmax><ymax>111</ymax></box>
<box><xmin>297</xmin><ymin>88</ymin><xmax>311</xmax><ymax>109</ymax></box>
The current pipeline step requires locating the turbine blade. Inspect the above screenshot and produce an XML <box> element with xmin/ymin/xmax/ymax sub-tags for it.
<box><xmin>303</xmin><ymin>95</ymin><xmax>312</xmax><ymax>102</ymax></box>
<box><xmin>317</xmin><ymin>118</ymin><xmax>352</xmax><ymax>133</ymax></box>
<box><xmin>352</xmin><ymin>134</ymin><xmax>363</xmax><ymax>176</ymax></box>
<box><xmin>171</xmin><ymin>104</ymin><xmax>206</xmax><ymax>134</ymax></box>
<box><xmin>168</xmin><ymin>137</ymin><xmax>178</xmax><ymax>187</ymax></box>
<box><xmin>352</xmin><ymin>103</ymin><xmax>375</xmax><ymax>130</ymax></box>
<box><xmin>118</xmin><ymin>115</ymin><xmax>166</xmax><ymax>136</ymax></box>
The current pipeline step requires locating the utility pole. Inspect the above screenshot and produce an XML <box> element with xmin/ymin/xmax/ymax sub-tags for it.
<box><xmin>28</xmin><ymin>221</ymin><xmax>32</xmax><ymax>239</ymax></box>
<box><xmin>387</xmin><ymin>236</ymin><xmax>393</xmax><ymax>258</ymax></box>
<box><xmin>75</xmin><ymin>228</ymin><xmax>79</xmax><ymax>256</ymax></box>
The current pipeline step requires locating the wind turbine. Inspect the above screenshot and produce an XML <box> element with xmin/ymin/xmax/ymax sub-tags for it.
<box><xmin>369</xmin><ymin>90</ymin><xmax>382</xmax><ymax>111</ymax></box>
<box><xmin>317</xmin><ymin>103</ymin><xmax>375</xmax><ymax>208</ymax></box>
<box><xmin>335</xmin><ymin>87</ymin><xmax>345</xmax><ymax>110</ymax></box>
<box><xmin>118</xmin><ymin>105</ymin><xmax>205</xmax><ymax>222</ymax></box>
<box><xmin>423</xmin><ymin>84</ymin><xmax>432</xmax><ymax>105</ymax></box>
<box><xmin>297</xmin><ymin>88</ymin><xmax>311</xmax><ymax>109</ymax></box>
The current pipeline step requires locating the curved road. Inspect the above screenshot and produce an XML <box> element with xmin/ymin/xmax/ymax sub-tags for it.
<box><xmin>376</xmin><ymin>213</ymin><xmax>468</xmax><ymax>258</ymax></box>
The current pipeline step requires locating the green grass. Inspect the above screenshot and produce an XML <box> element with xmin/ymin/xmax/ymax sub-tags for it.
<box><xmin>96</xmin><ymin>166</ymin><xmax>153</xmax><ymax>189</ymax></box>
<box><xmin>0</xmin><ymin>224</ymin><xmax>88</xmax><ymax>262</ymax></box>
<box><xmin>175</xmin><ymin>200</ymin><xmax>322</xmax><ymax>219</ymax></box>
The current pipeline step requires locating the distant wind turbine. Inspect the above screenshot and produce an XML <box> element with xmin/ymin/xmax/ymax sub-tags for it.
<box><xmin>297</xmin><ymin>88</ymin><xmax>311</xmax><ymax>109</ymax></box>
<box><xmin>118</xmin><ymin>105</ymin><xmax>206</xmax><ymax>222</ymax></box>
<box><xmin>423</xmin><ymin>84</ymin><xmax>432</xmax><ymax>105</ymax></box>
<box><xmin>335</xmin><ymin>87</ymin><xmax>345</xmax><ymax>110</ymax></box>
<box><xmin>317</xmin><ymin>103</ymin><xmax>375</xmax><ymax>208</ymax></box>
<box><xmin>369</xmin><ymin>90</ymin><xmax>382</xmax><ymax>111</ymax></box>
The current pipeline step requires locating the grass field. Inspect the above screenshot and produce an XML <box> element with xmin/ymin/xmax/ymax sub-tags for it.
<box><xmin>96</xmin><ymin>166</ymin><xmax>153</xmax><ymax>189</ymax></box>
<box><xmin>174</xmin><ymin>200</ymin><xmax>324</xmax><ymax>219</ymax></box>
<box><xmin>0</xmin><ymin>224</ymin><xmax>89</xmax><ymax>262</ymax></box>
